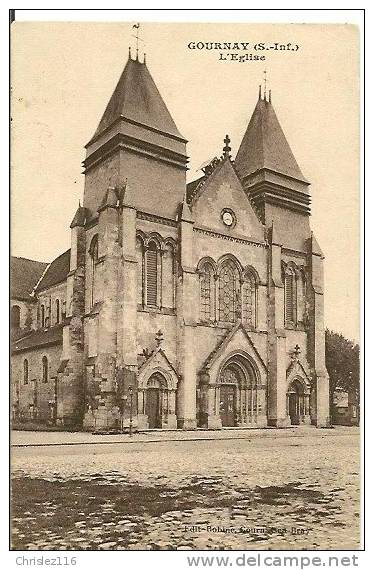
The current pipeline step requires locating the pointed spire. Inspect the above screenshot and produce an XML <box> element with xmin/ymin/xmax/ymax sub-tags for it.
<box><xmin>310</xmin><ymin>232</ymin><xmax>324</xmax><ymax>257</ymax></box>
<box><xmin>270</xmin><ymin>220</ymin><xmax>282</xmax><ymax>246</ymax></box>
<box><xmin>179</xmin><ymin>197</ymin><xmax>194</xmax><ymax>223</ymax></box>
<box><xmin>235</xmin><ymin>91</ymin><xmax>308</xmax><ymax>183</ymax></box>
<box><xmin>90</xmin><ymin>56</ymin><xmax>185</xmax><ymax>142</ymax></box>
<box><xmin>70</xmin><ymin>203</ymin><xmax>87</xmax><ymax>228</ymax></box>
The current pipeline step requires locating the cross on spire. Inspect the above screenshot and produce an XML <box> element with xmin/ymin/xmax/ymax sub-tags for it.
<box><xmin>223</xmin><ymin>134</ymin><xmax>231</xmax><ymax>159</ymax></box>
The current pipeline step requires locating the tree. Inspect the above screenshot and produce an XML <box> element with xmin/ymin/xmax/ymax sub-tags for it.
<box><xmin>325</xmin><ymin>329</ymin><xmax>360</xmax><ymax>416</ymax></box>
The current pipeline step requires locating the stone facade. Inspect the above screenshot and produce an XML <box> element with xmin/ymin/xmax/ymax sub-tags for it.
<box><xmin>11</xmin><ymin>54</ymin><xmax>330</xmax><ymax>430</ymax></box>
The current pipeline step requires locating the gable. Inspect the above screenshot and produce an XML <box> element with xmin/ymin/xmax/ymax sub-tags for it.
<box><xmin>191</xmin><ymin>159</ymin><xmax>264</xmax><ymax>241</ymax></box>
<box><xmin>137</xmin><ymin>348</ymin><xmax>179</xmax><ymax>390</ymax></box>
<box><xmin>200</xmin><ymin>323</ymin><xmax>267</xmax><ymax>386</ymax></box>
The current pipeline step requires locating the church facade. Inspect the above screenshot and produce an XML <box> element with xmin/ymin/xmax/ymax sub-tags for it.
<box><xmin>11</xmin><ymin>53</ymin><xmax>330</xmax><ymax>431</ymax></box>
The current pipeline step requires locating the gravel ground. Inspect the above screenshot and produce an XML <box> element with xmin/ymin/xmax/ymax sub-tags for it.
<box><xmin>11</xmin><ymin>428</ymin><xmax>360</xmax><ymax>551</ymax></box>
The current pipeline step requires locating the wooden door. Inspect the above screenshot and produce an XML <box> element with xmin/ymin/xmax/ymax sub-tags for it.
<box><xmin>220</xmin><ymin>385</ymin><xmax>236</xmax><ymax>427</ymax></box>
<box><xmin>289</xmin><ymin>393</ymin><xmax>300</xmax><ymax>425</ymax></box>
<box><xmin>146</xmin><ymin>388</ymin><xmax>161</xmax><ymax>428</ymax></box>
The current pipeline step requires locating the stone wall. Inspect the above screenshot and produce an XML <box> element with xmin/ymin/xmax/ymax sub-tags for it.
<box><xmin>12</xmin><ymin>344</ymin><xmax>62</xmax><ymax>422</ymax></box>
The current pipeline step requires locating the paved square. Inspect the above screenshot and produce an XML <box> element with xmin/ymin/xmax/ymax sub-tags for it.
<box><xmin>11</xmin><ymin>428</ymin><xmax>360</xmax><ymax>550</ymax></box>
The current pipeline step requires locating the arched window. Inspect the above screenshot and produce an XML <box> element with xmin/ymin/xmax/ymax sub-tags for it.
<box><xmin>136</xmin><ymin>237</ymin><xmax>144</xmax><ymax>306</ymax></box>
<box><xmin>11</xmin><ymin>305</ymin><xmax>21</xmax><ymax>329</ymax></box>
<box><xmin>297</xmin><ymin>269</ymin><xmax>306</xmax><ymax>325</ymax></box>
<box><xmin>42</xmin><ymin>356</ymin><xmax>48</xmax><ymax>383</ymax></box>
<box><xmin>242</xmin><ymin>271</ymin><xmax>257</xmax><ymax>328</ymax></box>
<box><xmin>218</xmin><ymin>260</ymin><xmax>240</xmax><ymax>323</ymax></box>
<box><xmin>199</xmin><ymin>262</ymin><xmax>215</xmax><ymax>321</ymax></box>
<box><xmin>89</xmin><ymin>235</ymin><xmax>99</xmax><ymax>309</ymax></box>
<box><xmin>163</xmin><ymin>242</ymin><xmax>175</xmax><ymax>310</ymax></box>
<box><xmin>284</xmin><ymin>267</ymin><xmax>297</xmax><ymax>326</ymax></box>
<box><xmin>55</xmin><ymin>299</ymin><xmax>60</xmax><ymax>324</ymax></box>
<box><xmin>40</xmin><ymin>304</ymin><xmax>45</xmax><ymax>328</ymax></box>
<box><xmin>23</xmin><ymin>359</ymin><xmax>29</xmax><ymax>385</ymax></box>
<box><xmin>146</xmin><ymin>241</ymin><xmax>158</xmax><ymax>307</ymax></box>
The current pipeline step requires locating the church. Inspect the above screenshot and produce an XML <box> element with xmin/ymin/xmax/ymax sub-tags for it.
<box><xmin>11</xmin><ymin>50</ymin><xmax>330</xmax><ymax>431</ymax></box>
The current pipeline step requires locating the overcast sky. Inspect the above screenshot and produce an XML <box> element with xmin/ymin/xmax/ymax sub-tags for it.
<box><xmin>11</xmin><ymin>22</ymin><xmax>359</xmax><ymax>342</ymax></box>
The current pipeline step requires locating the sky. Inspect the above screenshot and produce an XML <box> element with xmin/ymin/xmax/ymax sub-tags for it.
<box><xmin>11</xmin><ymin>22</ymin><xmax>360</xmax><ymax>342</ymax></box>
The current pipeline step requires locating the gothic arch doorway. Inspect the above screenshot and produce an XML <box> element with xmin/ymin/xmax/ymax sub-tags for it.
<box><xmin>287</xmin><ymin>378</ymin><xmax>309</xmax><ymax>425</ymax></box>
<box><xmin>145</xmin><ymin>373</ymin><xmax>166</xmax><ymax>428</ymax></box>
<box><xmin>218</xmin><ymin>356</ymin><xmax>258</xmax><ymax>427</ymax></box>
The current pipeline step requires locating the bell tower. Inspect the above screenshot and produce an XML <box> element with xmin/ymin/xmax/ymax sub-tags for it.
<box><xmin>235</xmin><ymin>87</ymin><xmax>310</xmax><ymax>252</ymax></box>
<box><xmin>83</xmin><ymin>50</ymin><xmax>188</xmax><ymax>220</ymax></box>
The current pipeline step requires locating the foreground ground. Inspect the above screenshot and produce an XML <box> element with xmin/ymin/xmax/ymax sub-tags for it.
<box><xmin>11</xmin><ymin>427</ymin><xmax>360</xmax><ymax>551</ymax></box>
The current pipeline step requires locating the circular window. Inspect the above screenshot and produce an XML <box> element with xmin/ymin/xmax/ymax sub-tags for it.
<box><xmin>221</xmin><ymin>209</ymin><xmax>236</xmax><ymax>228</ymax></box>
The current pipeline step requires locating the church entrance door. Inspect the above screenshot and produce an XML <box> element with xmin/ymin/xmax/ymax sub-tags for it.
<box><xmin>287</xmin><ymin>379</ymin><xmax>305</xmax><ymax>425</ymax></box>
<box><xmin>146</xmin><ymin>387</ymin><xmax>161</xmax><ymax>428</ymax></box>
<box><xmin>288</xmin><ymin>392</ymin><xmax>300</xmax><ymax>425</ymax></box>
<box><xmin>219</xmin><ymin>384</ymin><xmax>236</xmax><ymax>427</ymax></box>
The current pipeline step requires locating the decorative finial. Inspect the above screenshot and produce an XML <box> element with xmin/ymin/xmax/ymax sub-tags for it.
<box><xmin>258</xmin><ymin>84</ymin><xmax>262</xmax><ymax>100</ymax></box>
<box><xmin>269</xmin><ymin>89</ymin><xmax>272</xmax><ymax>104</ymax></box>
<box><xmin>128</xmin><ymin>46</ymin><xmax>132</xmax><ymax>60</ymax></box>
<box><xmin>223</xmin><ymin>134</ymin><xmax>231</xmax><ymax>159</ymax></box>
<box><xmin>292</xmin><ymin>344</ymin><xmax>301</xmax><ymax>360</ymax></box>
<box><xmin>263</xmin><ymin>69</ymin><xmax>267</xmax><ymax>101</ymax></box>
<box><xmin>143</xmin><ymin>52</ymin><xmax>146</xmax><ymax>65</ymax></box>
<box><xmin>78</xmin><ymin>199</ymin><xmax>81</xmax><ymax>207</ymax></box>
<box><xmin>155</xmin><ymin>329</ymin><xmax>164</xmax><ymax>347</ymax></box>
<box><xmin>132</xmin><ymin>22</ymin><xmax>144</xmax><ymax>61</ymax></box>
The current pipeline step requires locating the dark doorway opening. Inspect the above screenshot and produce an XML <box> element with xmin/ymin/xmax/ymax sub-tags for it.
<box><xmin>145</xmin><ymin>387</ymin><xmax>161</xmax><ymax>428</ymax></box>
<box><xmin>219</xmin><ymin>384</ymin><xmax>236</xmax><ymax>427</ymax></box>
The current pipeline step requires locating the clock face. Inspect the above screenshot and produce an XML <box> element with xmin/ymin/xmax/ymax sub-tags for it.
<box><xmin>222</xmin><ymin>211</ymin><xmax>234</xmax><ymax>227</ymax></box>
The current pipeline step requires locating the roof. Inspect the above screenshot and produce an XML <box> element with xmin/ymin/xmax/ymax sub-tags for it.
<box><xmin>235</xmin><ymin>96</ymin><xmax>308</xmax><ymax>183</ymax></box>
<box><xmin>11</xmin><ymin>257</ymin><xmax>48</xmax><ymax>301</ymax></box>
<box><xmin>35</xmin><ymin>249</ymin><xmax>71</xmax><ymax>293</ymax></box>
<box><xmin>186</xmin><ymin>175</ymin><xmax>205</xmax><ymax>203</ymax></box>
<box><xmin>12</xmin><ymin>324</ymin><xmax>63</xmax><ymax>354</ymax></box>
<box><xmin>91</xmin><ymin>56</ymin><xmax>185</xmax><ymax>142</ymax></box>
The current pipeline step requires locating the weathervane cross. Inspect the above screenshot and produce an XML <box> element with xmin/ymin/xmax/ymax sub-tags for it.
<box><xmin>132</xmin><ymin>23</ymin><xmax>144</xmax><ymax>60</ymax></box>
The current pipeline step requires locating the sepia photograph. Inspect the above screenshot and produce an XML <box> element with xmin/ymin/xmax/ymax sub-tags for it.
<box><xmin>10</xmin><ymin>15</ymin><xmax>361</xmax><ymax>553</ymax></box>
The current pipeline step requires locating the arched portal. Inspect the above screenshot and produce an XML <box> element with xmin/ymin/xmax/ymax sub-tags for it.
<box><xmin>287</xmin><ymin>378</ymin><xmax>310</xmax><ymax>425</ymax></box>
<box><xmin>217</xmin><ymin>355</ymin><xmax>259</xmax><ymax>427</ymax></box>
<box><xmin>145</xmin><ymin>372</ymin><xmax>167</xmax><ymax>429</ymax></box>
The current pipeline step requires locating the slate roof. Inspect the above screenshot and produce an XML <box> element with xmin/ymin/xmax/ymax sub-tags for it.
<box><xmin>12</xmin><ymin>324</ymin><xmax>63</xmax><ymax>354</ymax></box>
<box><xmin>235</xmin><ymin>97</ymin><xmax>308</xmax><ymax>183</ymax></box>
<box><xmin>35</xmin><ymin>249</ymin><xmax>71</xmax><ymax>293</ymax></box>
<box><xmin>11</xmin><ymin>257</ymin><xmax>48</xmax><ymax>301</ymax></box>
<box><xmin>186</xmin><ymin>175</ymin><xmax>205</xmax><ymax>204</ymax></box>
<box><xmin>91</xmin><ymin>56</ymin><xmax>185</xmax><ymax>142</ymax></box>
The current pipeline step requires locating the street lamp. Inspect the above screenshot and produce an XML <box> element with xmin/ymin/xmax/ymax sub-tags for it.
<box><xmin>128</xmin><ymin>385</ymin><xmax>134</xmax><ymax>437</ymax></box>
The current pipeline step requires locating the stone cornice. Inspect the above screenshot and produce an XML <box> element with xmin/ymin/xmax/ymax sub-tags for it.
<box><xmin>136</xmin><ymin>210</ymin><xmax>178</xmax><ymax>228</ymax></box>
<box><xmin>86</xmin><ymin>115</ymin><xmax>188</xmax><ymax>148</ymax></box>
<box><xmin>193</xmin><ymin>225</ymin><xmax>267</xmax><ymax>249</ymax></box>
<box><xmin>83</xmin><ymin>132</ymin><xmax>188</xmax><ymax>173</ymax></box>
<box><xmin>282</xmin><ymin>247</ymin><xmax>307</xmax><ymax>259</ymax></box>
